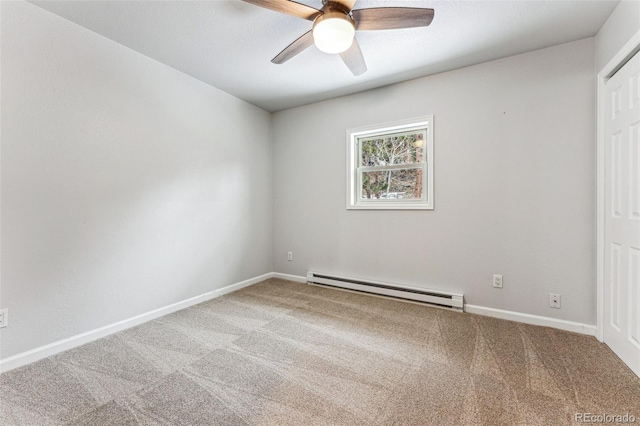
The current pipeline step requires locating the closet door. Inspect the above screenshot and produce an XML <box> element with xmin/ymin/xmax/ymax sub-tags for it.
<box><xmin>603</xmin><ymin>50</ymin><xmax>640</xmax><ymax>376</ymax></box>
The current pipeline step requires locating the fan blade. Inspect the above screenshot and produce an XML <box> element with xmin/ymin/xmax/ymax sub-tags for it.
<box><xmin>352</xmin><ymin>7</ymin><xmax>434</xmax><ymax>30</ymax></box>
<box><xmin>340</xmin><ymin>38</ymin><xmax>367</xmax><ymax>76</ymax></box>
<box><xmin>326</xmin><ymin>0</ymin><xmax>358</xmax><ymax>12</ymax></box>
<box><xmin>272</xmin><ymin>30</ymin><xmax>314</xmax><ymax>64</ymax></box>
<box><xmin>241</xmin><ymin>0</ymin><xmax>321</xmax><ymax>21</ymax></box>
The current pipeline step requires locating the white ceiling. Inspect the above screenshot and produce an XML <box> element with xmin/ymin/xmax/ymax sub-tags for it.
<box><xmin>30</xmin><ymin>0</ymin><xmax>618</xmax><ymax>112</ymax></box>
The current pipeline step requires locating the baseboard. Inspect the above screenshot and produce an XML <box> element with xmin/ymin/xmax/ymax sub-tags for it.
<box><xmin>465</xmin><ymin>304</ymin><xmax>597</xmax><ymax>336</ymax></box>
<box><xmin>1</xmin><ymin>273</ymin><xmax>598</xmax><ymax>373</ymax></box>
<box><xmin>271</xmin><ymin>272</ymin><xmax>307</xmax><ymax>283</ymax></box>
<box><xmin>270</xmin><ymin>274</ymin><xmax>597</xmax><ymax>335</ymax></box>
<box><xmin>215</xmin><ymin>273</ymin><xmax>273</xmax><ymax>296</ymax></box>
<box><xmin>0</xmin><ymin>272</ymin><xmax>273</xmax><ymax>373</ymax></box>
<box><xmin>271</xmin><ymin>274</ymin><xmax>595</xmax><ymax>335</ymax></box>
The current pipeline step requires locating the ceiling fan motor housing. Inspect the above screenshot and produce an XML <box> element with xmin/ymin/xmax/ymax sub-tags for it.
<box><xmin>312</xmin><ymin>10</ymin><xmax>356</xmax><ymax>54</ymax></box>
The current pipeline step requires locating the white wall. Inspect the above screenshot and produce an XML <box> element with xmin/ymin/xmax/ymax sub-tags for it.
<box><xmin>0</xmin><ymin>1</ymin><xmax>272</xmax><ymax>359</ymax></box>
<box><xmin>272</xmin><ymin>38</ymin><xmax>596</xmax><ymax>325</ymax></box>
<box><xmin>595</xmin><ymin>0</ymin><xmax>640</xmax><ymax>73</ymax></box>
<box><xmin>0</xmin><ymin>0</ymin><xmax>605</xmax><ymax>362</ymax></box>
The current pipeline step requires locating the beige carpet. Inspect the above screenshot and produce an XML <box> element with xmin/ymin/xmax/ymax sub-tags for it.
<box><xmin>1</xmin><ymin>278</ymin><xmax>639</xmax><ymax>425</ymax></box>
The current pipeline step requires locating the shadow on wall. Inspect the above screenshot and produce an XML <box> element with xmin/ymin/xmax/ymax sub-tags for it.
<box><xmin>3</xmin><ymin>165</ymin><xmax>252</xmax><ymax>329</ymax></box>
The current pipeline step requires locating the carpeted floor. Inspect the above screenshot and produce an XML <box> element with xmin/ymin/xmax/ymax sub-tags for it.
<box><xmin>1</xmin><ymin>278</ymin><xmax>639</xmax><ymax>425</ymax></box>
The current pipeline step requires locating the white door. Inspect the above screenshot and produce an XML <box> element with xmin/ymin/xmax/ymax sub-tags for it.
<box><xmin>604</xmin><ymin>50</ymin><xmax>640</xmax><ymax>376</ymax></box>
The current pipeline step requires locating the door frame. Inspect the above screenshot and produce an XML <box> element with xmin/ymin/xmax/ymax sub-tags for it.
<box><xmin>596</xmin><ymin>29</ymin><xmax>640</xmax><ymax>342</ymax></box>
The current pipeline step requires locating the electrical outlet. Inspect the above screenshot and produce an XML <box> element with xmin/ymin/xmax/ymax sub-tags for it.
<box><xmin>0</xmin><ymin>309</ymin><xmax>8</xmax><ymax>328</ymax></box>
<box><xmin>287</xmin><ymin>252</ymin><xmax>293</xmax><ymax>261</ymax></box>
<box><xmin>493</xmin><ymin>274</ymin><xmax>503</xmax><ymax>288</ymax></box>
<box><xmin>549</xmin><ymin>293</ymin><xmax>561</xmax><ymax>309</ymax></box>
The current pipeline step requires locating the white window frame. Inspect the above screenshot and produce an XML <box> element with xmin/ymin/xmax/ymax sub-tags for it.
<box><xmin>346</xmin><ymin>116</ymin><xmax>434</xmax><ymax>210</ymax></box>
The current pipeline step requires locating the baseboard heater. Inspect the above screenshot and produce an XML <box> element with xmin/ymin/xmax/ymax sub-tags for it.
<box><xmin>306</xmin><ymin>271</ymin><xmax>464</xmax><ymax>312</ymax></box>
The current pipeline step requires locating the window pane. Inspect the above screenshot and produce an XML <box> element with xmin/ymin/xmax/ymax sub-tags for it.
<box><xmin>360</xmin><ymin>131</ymin><xmax>425</xmax><ymax>167</ymax></box>
<box><xmin>361</xmin><ymin>169</ymin><xmax>423</xmax><ymax>200</ymax></box>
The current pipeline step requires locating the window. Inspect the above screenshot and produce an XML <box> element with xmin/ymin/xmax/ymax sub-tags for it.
<box><xmin>347</xmin><ymin>116</ymin><xmax>434</xmax><ymax>210</ymax></box>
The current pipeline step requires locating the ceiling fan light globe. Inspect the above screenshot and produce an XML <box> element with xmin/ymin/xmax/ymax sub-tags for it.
<box><xmin>312</xmin><ymin>13</ymin><xmax>355</xmax><ymax>54</ymax></box>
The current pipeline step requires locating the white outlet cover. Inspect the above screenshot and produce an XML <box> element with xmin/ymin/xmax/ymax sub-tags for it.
<box><xmin>493</xmin><ymin>274</ymin><xmax>503</xmax><ymax>288</ymax></box>
<box><xmin>0</xmin><ymin>308</ymin><xmax>8</xmax><ymax>328</ymax></box>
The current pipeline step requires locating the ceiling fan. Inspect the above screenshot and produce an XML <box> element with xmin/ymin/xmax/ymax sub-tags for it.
<box><xmin>241</xmin><ymin>0</ymin><xmax>434</xmax><ymax>76</ymax></box>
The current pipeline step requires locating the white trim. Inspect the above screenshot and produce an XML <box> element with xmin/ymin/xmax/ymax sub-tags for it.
<box><xmin>215</xmin><ymin>273</ymin><xmax>272</xmax><ymax>296</ymax></box>
<box><xmin>271</xmin><ymin>272</ymin><xmax>307</xmax><ymax>283</ymax></box>
<box><xmin>0</xmin><ymin>273</ymin><xmax>272</xmax><ymax>373</ymax></box>
<box><xmin>599</xmin><ymin>29</ymin><xmax>640</xmax><ymax>80</ymax></box>
<box><xmin>597</xmin><ymin>72</ymin><xmax>606</xmax><ymax>342</ymax></box>
<box><xmin>465</xmin><ymin>304</ymin><xmax>597</xmax><ymax>336</ymax></box>
<box><xmin>359</xmin><ymin>163</ymin><xmax>424</xmax><ymax>172</ymax></box>
<box><xmin>347</xmin><ymin>202</ymin><xmax>432</xmax><ymax>210</ymax></box>
<box><xmin>596</xmin><ymin>28</ymin><xmax>640</xmax><ymax>342</ymax></box>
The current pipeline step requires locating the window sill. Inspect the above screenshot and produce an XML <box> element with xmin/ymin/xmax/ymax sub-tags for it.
<box><xmin>347</xmin><ymin>203</ymin><xmax>434</xmax><ymax>210</ymax></box>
